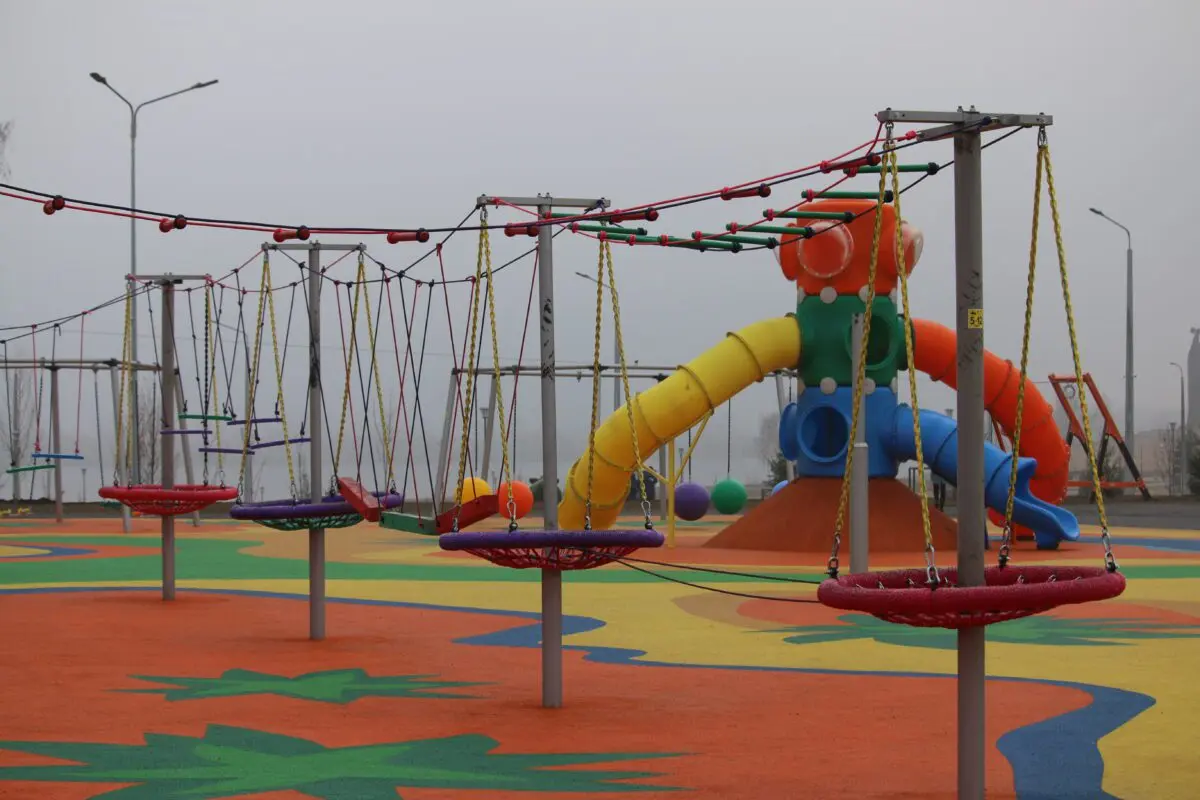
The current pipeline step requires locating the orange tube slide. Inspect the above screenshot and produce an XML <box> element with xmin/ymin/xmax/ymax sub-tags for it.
<box><xmin>910</xmin><ymin>318</ymin><xmax>1068</xmax><ymax>505</ymax></box>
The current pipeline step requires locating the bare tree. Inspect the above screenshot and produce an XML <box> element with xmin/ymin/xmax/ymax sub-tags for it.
<box><xmin>0</xmin><ymin>119</ymin><xmax>13</xmax><ymax>179</ymax></box>
<box><xmin>136</xmin><ymin>384</ymin><xmax>161</xmax><ymax>483</ymax></box>
<box><xmin>295</xmin><ymin>458</ymin><xmax>311</xmax><ymax>499</ymax></box>
<box><xmin>1</xmin><ymin>370</ymin><xmax>35</xmax><ymax>502</ymax></box>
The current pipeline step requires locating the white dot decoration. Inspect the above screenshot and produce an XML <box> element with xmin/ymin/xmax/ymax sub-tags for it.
<box><xmin>819</xmin><ymin>377</ymin><xmax>837</xmax><ymax>395</ymax></box>
<box><xmin>819</xmin><ymin>286</ymin><xmax>837</xmax><ymax>304</ymax></box>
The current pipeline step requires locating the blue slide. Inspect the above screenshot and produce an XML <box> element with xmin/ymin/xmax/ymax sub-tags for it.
<box><xmin>882</xmin><ymin>406</ymin><xmax>1079</xmax><ymax>550</ymax></box>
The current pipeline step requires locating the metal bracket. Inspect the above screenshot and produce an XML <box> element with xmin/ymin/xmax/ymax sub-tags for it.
<box><xmin>262</xmin><ymin>242</ymin><xmax>366</xmax><ymax>252</ymax></box>
<box><xmin>478</xmin><ymin>194</ymin><xmax>610</xmax><ymax>211</ymax></box>
<box><xmin>877</xmin><ymin>107</ymin><xmax>1052</xmax><ymax>142</ymax></box>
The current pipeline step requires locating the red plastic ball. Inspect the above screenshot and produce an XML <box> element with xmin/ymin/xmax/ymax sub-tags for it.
<box><xmin>497</xmin><ymin>480</ymin><xmax>534</xmax><ymax>519</ymax></box>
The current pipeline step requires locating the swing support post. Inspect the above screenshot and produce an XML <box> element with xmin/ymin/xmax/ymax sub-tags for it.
<box><xmin>874</xmin><ymin>106</ymin><xmax>1053</xmax><ymax>800</ymax></box>
<box><xmin>266</xmin><ymin>241</ymin><xmax>365</xmax><ymax>640</ymax></box>
<box><xmin>307</xmin><ymin>244</ymin><xmax>325</xmax><ymax>641</ymax></box>
<box><xmin>160</xmin><ymin>279</ymin><xmax>177</xmax><ymax>600</ymax></box>
<box><xmin>49</xmin><ymin>366</ymin><xmax>64</xmax><ymax>524</ymax></box>
<box><xmin>536</xmin><ymin>199</ymin><xmax>564</xmax><ymax>710</ymax></box>
<box><xmin>482</xmin><ymin>193</ymin><xmax>610</xmax><ymax>710</ymax></box>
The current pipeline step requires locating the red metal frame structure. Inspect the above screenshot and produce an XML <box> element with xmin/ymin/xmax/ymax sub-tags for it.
<box><xmin>1048</xmin><ymin>373</ymin><xmax>1151</xmax><ymax>499</ymax></box>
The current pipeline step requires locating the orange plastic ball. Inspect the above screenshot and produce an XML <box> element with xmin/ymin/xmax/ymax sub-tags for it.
<box><xmin>497</xmin><ymin>480</ymin><xmax>535</xmax><ymax>519</ymax></box>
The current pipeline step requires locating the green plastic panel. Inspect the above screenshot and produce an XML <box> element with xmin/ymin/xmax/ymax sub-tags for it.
<box><xmin>796</xmin><ymin>294</ymin><xmax>907</xmax><ymax>388</ymax></box>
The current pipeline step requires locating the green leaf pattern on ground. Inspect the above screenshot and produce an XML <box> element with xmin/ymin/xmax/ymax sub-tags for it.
<box><xmin>124</xmin><ymin>668</ymin><xmax>486</xmax><ymax>703</ymax></box>
<box><xmin>0</xmin><ymin>725</ymin><xmax>683</xmax><ymax>798</ymax></box>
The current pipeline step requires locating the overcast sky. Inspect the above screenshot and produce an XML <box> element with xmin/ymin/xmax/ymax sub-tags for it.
<box><xmin>1</xmin><ymin>0</ymin><xmax>1197</xmax><ymax>499</ymax></box>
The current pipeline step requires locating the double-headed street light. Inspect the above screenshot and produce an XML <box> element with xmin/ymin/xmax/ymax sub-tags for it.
<box><xmin>90</xmin><ymin>72</ymin><xmax>218</xmax><ymax>481</ymax></box>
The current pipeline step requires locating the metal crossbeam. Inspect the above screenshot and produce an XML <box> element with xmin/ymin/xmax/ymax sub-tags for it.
<box><xmin>130</xmin><ymin>273</ymin><xmax>211</xmax><ymax>283</ymax></box>
<box><xmin>478</xmin><ymin>194</ymin><xmax>610</xmax><ymax>210</ymax></box>
<box><xmin>263</xmin><ymin>242</ymin><xmax>366</xmax><ymax>252</ymax></box>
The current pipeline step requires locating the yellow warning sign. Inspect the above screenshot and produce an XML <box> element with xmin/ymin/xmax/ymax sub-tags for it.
<box><xmin>967</xmin><ymin>308</ymin><xmax>983</xmax><ymax>329</ymax></box>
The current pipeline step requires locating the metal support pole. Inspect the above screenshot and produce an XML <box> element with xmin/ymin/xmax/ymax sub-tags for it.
<box><xmin>1180</xmin><ymin>368</ymin><xmax>1188</xmax><ymax>496</ymax></box>
<box><xmin>658</xmin><ymin>446</ymin><xmax>668</xmax><ymax>520</ymax></box>
<box><xmin>953</xmin><ymin>127</ymin><xmax>986</xmax><ymax>800</ymax></box>
<box><xmin>109</xmin><ymin>366</ymin><xmax>131</xmax><ymax>533</ymax></box>
<box><xmin>172</xmin><ymin>377</ymin><xmax>201</xmax><ymax>526</ymax></box>
<box><xmin>434</xmin><ymin>373</ymin><xmax>458</xmax><ymax>507</ymax></box>
<box><xmin>129</xmin><ymin>124</ymin><xmax>141</xmax><ymax>488</ymax></box>
<box><xmin>307</xmin><ymin>246</ymin><xmax>325</xmax><ymax>641</ymax></box>
<box><xmin>49</xmin><ymin>368</ymin><xmax>64</xmax><ymax>524</ymax></box>
<box><xmin>160</xmin><ymin>282</ymin><xmax>177</xmax><ymax>601</ymax></box>
<box><xmin>480</xmin><ymin>375</ymin><xmax>497</xmax><ymax>484</ymax></box>
<box><xmin>774</xmin><ymin>373</ymin><xmax>795</xmax><ymax>481</ymax></box>
<box><xmin>243</xmin><ymin>356</ymin><xmax>254</xmax><ymax>502</ymax></box>
<box><xmin>667</xmin><ymin>438</ymin><xmax>677</xmax><ymax>548</ymax></box>
<box><xmin>1125</xmin><ymin>244</ymin><xmax>1135</xmax><ymax>458</ymax></box>
<box><xmin>849</xmin><ymin>314</ymin><xmax>869</xmax><ymax>573</ymax></box>
<box><xmin>536</xmin><ymin>201</ymin><xmax>563</xmax><ymax>709</ymax></box>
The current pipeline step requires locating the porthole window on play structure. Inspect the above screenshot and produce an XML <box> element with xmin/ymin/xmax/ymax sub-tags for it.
<box><xmin>797</xmin><ymin>405</ymin><xmax>850</xmax><ymax>463</ymax></box>
<box><xmin>900</xmin><ymin>220</ymin><xmax>924</xmax><ymax>269</ymax></box>
<box><xmin>841</xmin><ymin>313</ymin><xmax>898</xmax><ymax>369</ymax></box>
<box><xmin>796</xmin><ymin>221</ymin><xmax>854</xmax><ymax>278</ymax></box>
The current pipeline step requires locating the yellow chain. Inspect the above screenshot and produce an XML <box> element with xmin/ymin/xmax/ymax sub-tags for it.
<box><xmin>236</xmin><ymin>256</ymin><xmax>270</xmax><ymax>493</ymax></box>
<box><xmin>827</xmin><ymin>141</ymin><xmax>888</xmax><ymax>575</ymax></box>
<box><xmin>358</xmin><ymin>255</ymin><xmax>395</xmax><ymax>489</ymax></box>
<box><xmin>451</xmin><ymin>219</ymin><xmax>487</xmax><ymax>519</ymax></box>
<box><xmin>582</xmin><ymin>240</ymin><xmax>607</xmax><ymax>527</ymax></box>
<box><xmin>262</xmin><ymin>257</ymin><xmax>297</xmax><ymax>497</ymax></box>
<box><xmin>604</xmin><ymin>238</ymin><xmax>653</xmax><ymax>525</ymax></box>
<box><xmin>480</xmin><ymin>226</ymin><xmax>516</xmax><ymax>525</ymax></box>
<box><xmin>1042</xmin><ymin>133</ymin><xmax>1117</xmax><ymax>570</ymax></box>
<box><xmin>332</xmin><ymin>273</ymin><xmax>366</xmax><ymax>480</ymax></box>
<box><xmin>114</xmin><ymin>284</ymin><xmax>135</xmax><ymax>484</ymax></box>
<box><xmin>1000</xmin><ymin>143</ymin><xmax>1044</xmax><ymax>566</ymax></box>
<box><xmin>890</xmin><ymin>148</ymin><xmax>937</xmax><ymax>577</ymax></box>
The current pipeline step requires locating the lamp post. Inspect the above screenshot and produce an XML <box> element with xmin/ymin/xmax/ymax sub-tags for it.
<box><xmin>1089</xmin><ymin>207</ymin><xmax>1134</xmax><ymax>456</ymax></box>
<box><xmin>89</xmin><ymin>72</ymin><xmax>218</xmax><ymax>482</ymax></box>
<box><xmin>1171</xmin><ymin>361</ymin><xmax>1186</xmax><ymax>494</ymax></box>
<box><xmin>574</xmin><ymin>271</ymin><xmax>620</xmax><ymax>415</ymax></box>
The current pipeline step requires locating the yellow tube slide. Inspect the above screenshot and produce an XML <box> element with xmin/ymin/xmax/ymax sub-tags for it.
<box><xmin>557</xmin><ymin>315</ymin><xmax>801</xmax><ymax>530</ymax></box>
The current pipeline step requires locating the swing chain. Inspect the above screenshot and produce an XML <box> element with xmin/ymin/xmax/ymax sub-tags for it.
<box><xmin>888</xmin><ymin>130</ymin><xmax>939</xmax><ymax>585</ymax></box>
<box><xmin>827</xmin><ymin>126</ymin><xmax>889</xmax><ymax>577</ymax></box>
<box><xmin>582</xmin><ymin>239</ymin><xmax>608</xmax><ymax>531</ymax></box>
<box><xmin>999</xmin><ymin>130</ymin><xmax>1047</xmax><ymax>568</ymax></box>
<box><xmin>450</xmin><ymin>209</ymin><xmax>488</xmax><ymax>532</ymax></box>
<box><xmin>603</xmin><ymin>239</ymin><xmax>654</xmax><ymax>530</ymax></box>
<box><xmin>1041</xmin><ymin>128</ymin><xmax>1118</xmax><ymax>572</ymax></box>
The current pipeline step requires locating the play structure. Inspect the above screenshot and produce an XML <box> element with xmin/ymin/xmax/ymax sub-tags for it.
<box><xmin>0</xmin><ymin>105</ymin><xmax>1136</xmax><ymax>799</ymax></box>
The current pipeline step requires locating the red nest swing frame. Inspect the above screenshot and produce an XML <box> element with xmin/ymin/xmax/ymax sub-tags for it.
<box><xmin>817</xmin><ymin>564</ymin><xmax>1126</xmax><ymax>629</ymax></box>
<box><xmin>99</xmin><ymin>484</ymin><xmax>238</xmax><ymax>517</ymax></box>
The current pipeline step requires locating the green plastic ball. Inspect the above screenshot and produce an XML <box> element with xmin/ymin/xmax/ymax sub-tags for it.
<box><xmin>711</xmin><ymin>478</ymin><xmax>747</xmax><ymax>514</ymax></box>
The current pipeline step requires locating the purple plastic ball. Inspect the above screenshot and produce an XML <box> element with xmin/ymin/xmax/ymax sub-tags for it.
<box><xmin>674</xmin><ymin>481</ymin><xmax>711</xmax><ymax>521</ymax></box>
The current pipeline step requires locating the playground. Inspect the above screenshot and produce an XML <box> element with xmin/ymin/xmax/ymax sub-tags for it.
<box><xmin>1</xmin><ymin>106</ymin><xmax>1195</xmax><ymax>799</ymax></box>
<box><xmin>0</xmin><ymin>511</ymin><xmax>1196</xmax><ymax>798</ymax></box>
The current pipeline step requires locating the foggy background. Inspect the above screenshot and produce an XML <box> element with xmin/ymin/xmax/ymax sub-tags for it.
<box><xmin>1</xmin><ymin>0</ymin><xmax>1197</xmax><ymax>501</ymax></box>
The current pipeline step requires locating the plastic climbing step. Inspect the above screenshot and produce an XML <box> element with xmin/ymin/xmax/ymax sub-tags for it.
<box><xmin>337</xmin><ymin>477</ymin><xmax>382</xmax><ymax>522</ymax></box>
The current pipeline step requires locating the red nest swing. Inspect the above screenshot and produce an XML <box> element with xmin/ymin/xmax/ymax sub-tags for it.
<box><xmin>99</xmin><ymin>484</ymin><xmax>237</xmax><ymax>517</ymax></box>
<box><xmin>817</xmin><ymin>564</ymin><xmax>1125</xmax><ymax>629</ymax></box>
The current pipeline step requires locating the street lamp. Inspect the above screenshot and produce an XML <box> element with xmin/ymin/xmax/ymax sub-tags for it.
<box><xmin>1171</xmin><ymin>361</ymin><xmax>1187</xmax><ymax>494</ymax></box>
<box><xmin>90</xmin><ymin>72</ymin><xmax>218</xmax><ymax>482</ymax></box>
<box><xmin>574</xmin><ymin>271</ymin><xmax>620</xmax><ymax>415</ymax></box>
<box><xmin>1089</xmin><ymin>207</ymin><xmax>1134</xmax><ymax>455</ymax></box>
